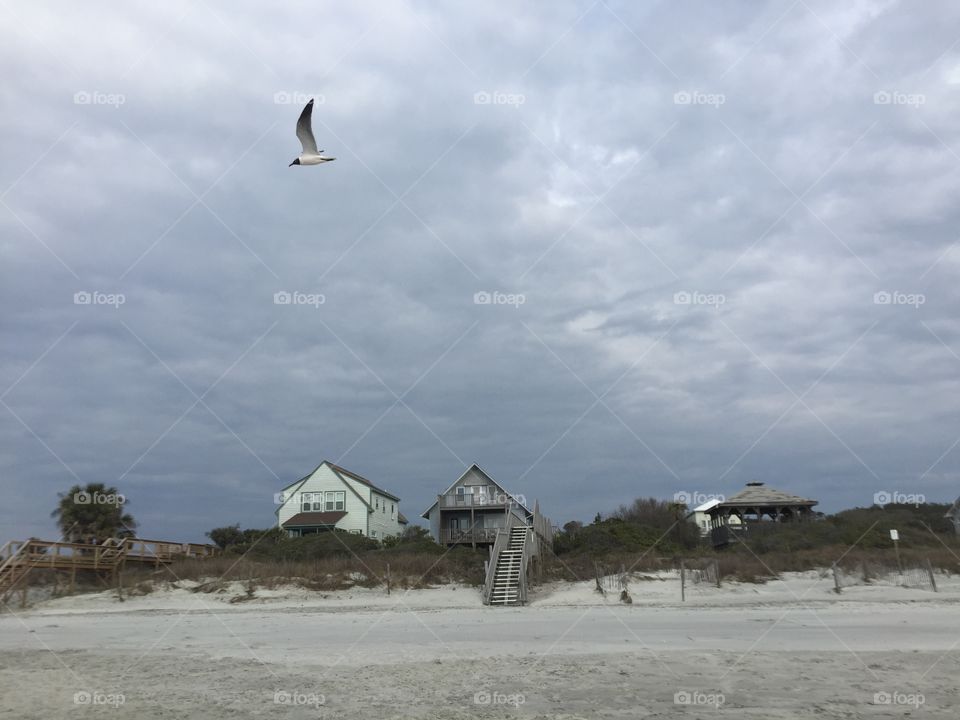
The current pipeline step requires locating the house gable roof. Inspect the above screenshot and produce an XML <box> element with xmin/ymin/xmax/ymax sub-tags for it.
<box><xmin>328</xmin><ymin>462</ymin><xmax>400</xmax><ymax>502</ymax></box>
<box><xmin>275</xmin><ymin>461</ymin><xmax>400</xmax><ymax>517</ymax></box>
<box><xmin>419</xmin><ymin>463</ymin><xmax>531</xmax><ymax>518</ymax></box>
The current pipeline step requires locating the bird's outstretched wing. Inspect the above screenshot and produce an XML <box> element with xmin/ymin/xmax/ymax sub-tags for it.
<box><xmin>296</xmin><ymin>99</ymin><xmax>318</xmax><ymax>155</ymax></box>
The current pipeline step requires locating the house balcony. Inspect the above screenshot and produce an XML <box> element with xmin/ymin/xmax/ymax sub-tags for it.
<box><xmin>436</xmin><ymin>492</ymin><xmax>512</xmax><ymax>509</ymax></box>
<box><xmin>439</xmin><ymin>527</ymin><xmax>501</xmax><ymax>545</ymax></box>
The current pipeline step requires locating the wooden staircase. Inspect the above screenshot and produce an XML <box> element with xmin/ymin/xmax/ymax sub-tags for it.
<box><xmin>0</xmin><ymin>542</ymin><xmax>32</xmax><ymax>605</ymax></box>
<box><xmin>479</xmin><ymin>500</ymin><xmax>554</xmax><ymax>607</ymax></box>
<box><xmin>487</xmin><ymin>525</ymin><xmax>527</xmax><ymax>606</ymax></box>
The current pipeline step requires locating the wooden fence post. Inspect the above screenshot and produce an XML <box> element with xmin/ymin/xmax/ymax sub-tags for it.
<box><xmin>831</xmin><ymin>563</ymin><xmax>841</xmax><ymax>594</ymax></box>
<box><xmin>925</xmin><ymin>558</ymin><xmax>938</xmax><ymax>593</ymax></box>
<box><xmin>386</xmin><ymin>563</ymin><xmax>391</xmax><ymax>596</ymax></box>
<box><xmin>714</xmin><ymin>558</ymin><xmax>721</xmax><ymax>588</ymax></box>
<box><xmin>680</xmin><ymin>559</ymin><xmax>685</xmax><ymax>602</ymax></box>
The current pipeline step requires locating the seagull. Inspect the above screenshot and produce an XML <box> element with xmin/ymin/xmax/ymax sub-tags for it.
<box><xmin>289</xmin><ymin>99</ymin><xmax>335</xmax><ymax>166</ymax></box>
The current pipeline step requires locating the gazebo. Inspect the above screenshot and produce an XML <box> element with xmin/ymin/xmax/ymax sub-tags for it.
<box><xmin>706</xmin><ymin>481</ymin><xmax>817</xmax><ymax>547</ymax></box>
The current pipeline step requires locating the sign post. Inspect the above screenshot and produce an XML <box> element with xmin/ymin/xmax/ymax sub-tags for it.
<box><xmin>890</xmin><ymin>529</ymin><xmax>903</xmax><ymax>585</ymax></box>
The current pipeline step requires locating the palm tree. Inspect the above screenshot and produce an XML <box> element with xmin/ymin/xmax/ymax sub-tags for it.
<box><xmin>51</xmin><ymin>483</ymin><xmax>137</xmax><ymax>543</ymax></box>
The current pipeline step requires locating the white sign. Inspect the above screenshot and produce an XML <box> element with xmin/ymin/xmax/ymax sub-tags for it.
<box><xmin>889</xmin><ymin>529</ymin><xmax>899</xmax><ymax>541</ymax></box>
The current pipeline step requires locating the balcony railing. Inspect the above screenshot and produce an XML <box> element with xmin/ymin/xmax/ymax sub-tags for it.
<box><xmin>439</xmin><ymin>527</ymin><xmax>500</xmax><ymax>545</ymax></box>
<box><xmin>437</xmin><ymin>493</ymin><xmax>513</xmax><ymax>508</ymax></box>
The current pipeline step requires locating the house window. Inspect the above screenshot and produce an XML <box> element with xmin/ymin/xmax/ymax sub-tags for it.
<box><xmin>325</xmin><ymin>491</ymin><xmax>345</xmax><ymax>511</ymax></box>
<box><xmin>371</xmin><ymin>530</ymin><xmax>378</xmax><ymax>538</ymax></box>
<box><xmin>391</xmin><ymin>503</ymin><xmax>395</xmax><ymax>519</ymax></box>
<box><xmin>300</xmin><ymin>492</ymin><xmax>323</xmax><ymax>511</ymax></box>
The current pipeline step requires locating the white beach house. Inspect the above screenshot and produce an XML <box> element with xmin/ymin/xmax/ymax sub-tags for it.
<box><xmin>275</xmin><ymin>461</ymin><xmax>407</xmax><ymax>540</ymax></box>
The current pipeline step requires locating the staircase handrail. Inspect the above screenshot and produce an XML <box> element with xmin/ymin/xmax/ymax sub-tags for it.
<box><xmin>481</xmin><ymin>528</ymin><xmax>510</xmax><ymax>605</ymax></box>
<box><xmin>481</xmin><ymin>511</ymin><xmax>522</xmax><ymax>605</ymax></box>
<box><xmin>518</xmin><ymin>526</ymin><xmax>532</xmax><ymax>605</ymax></box>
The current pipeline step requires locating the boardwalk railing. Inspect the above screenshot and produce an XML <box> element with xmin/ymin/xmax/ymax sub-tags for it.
<box><xmin>0</xmin><ymin>536</ymin><xmax>220</xmax><ymax>605</ymax></box>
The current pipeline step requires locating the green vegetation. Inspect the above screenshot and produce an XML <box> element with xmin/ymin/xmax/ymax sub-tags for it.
<box><xmin>554</xmin><ymin>498</ymin><xmax>699</xmax><ymax>556</ymax></box>
<box><xmin>730</xmin><ymin>503</ymin><xmax>954</xmax><ymax>554</ymax></box>
<box><xmin>140</xmin><ymin>500</ymin><xmax>960</xmax><ymax>592</ymax></box>
<box><xmin>193</xmin><ymin>524</ymin><xmax>484</xmax><ymax>589</ymax></box>
<box><xmin>544</xmin><ymin>498</ymin><xmax>960</xmax><ymax>584</ymax></box>
<box><xmin>51</xmin><ymin>483</ymin><xmax>136</xmax><ymax>543</ymax></box>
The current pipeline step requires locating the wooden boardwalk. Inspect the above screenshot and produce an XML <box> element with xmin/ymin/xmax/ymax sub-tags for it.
<box><xmin>0</xmin><ymin>537</ymin><xmax>219</xmax><ymax>605</ymax></box>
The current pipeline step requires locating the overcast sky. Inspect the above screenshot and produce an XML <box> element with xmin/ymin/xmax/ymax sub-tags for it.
<box><xmin>2</xmin><ymin>0</ymin><xmax>959</xmax><ymax>543</ymax></box>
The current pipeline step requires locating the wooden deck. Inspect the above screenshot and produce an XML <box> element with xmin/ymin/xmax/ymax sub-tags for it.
<box><xmin>0</xmin><ymin>537</ymin><xmax>219</xmax><ymax>605</ymax></box>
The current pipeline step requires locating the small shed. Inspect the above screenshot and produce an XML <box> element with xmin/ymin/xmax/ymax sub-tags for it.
<box><xmin>688</xmin><ymin>498</ymin><xmax>740</xmax><ymax>537</ymax></box>
<box><xmin>945</xmin><ymin>497</ymin><xmax>960</xmax><ymax>536</ymax></box>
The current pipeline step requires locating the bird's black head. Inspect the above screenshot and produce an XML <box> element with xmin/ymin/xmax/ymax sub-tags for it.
<box><xmin>289</xmin><ymin>158</ymin><xmax>300</xmax><ymax>166</ymax></box>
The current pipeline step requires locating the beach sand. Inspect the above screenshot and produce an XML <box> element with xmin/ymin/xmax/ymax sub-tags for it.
<box><xmin>1</xmin><ymin>572</ymin><xmax>958</xmax><ymax>718</ymax></box>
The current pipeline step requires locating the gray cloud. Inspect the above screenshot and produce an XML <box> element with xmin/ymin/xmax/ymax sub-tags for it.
<box><xmin>3</xmin><ymin>0</ymin><xmax>960</xmax><ymax>541</ymax></box>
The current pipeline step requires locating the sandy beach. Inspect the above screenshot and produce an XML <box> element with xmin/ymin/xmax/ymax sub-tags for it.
<box><xmin>2</xmin><ymin>572</ymin><xmax>958</xmax><ymax>718</ymax></box>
